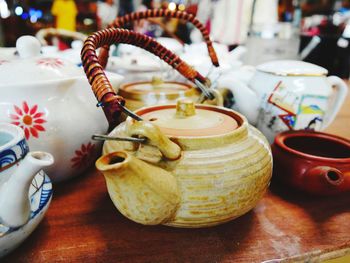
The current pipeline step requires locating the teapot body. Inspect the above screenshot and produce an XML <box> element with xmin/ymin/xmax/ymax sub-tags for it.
<box><xmin>0</xmin><ymin>77</ymin><xmax>109</xmax><ymax>182</ymax></box>
<box><xmin>232</xmin><ymin>60</ymin><xmax>348</xmax><ymax>143</ymax></box>
<box><xmin>102</xmin><ymin>109</ymin><xmax>273</xmax><ymax>227</ymax></box>
<box><xmin>271</xmin><ymin>130</ymin><xmax>350</xmax><ymax>195</ymax></box>
<box><xmin>251</xmin><ymin>71</ymin><xmax>334</xmax><ymax>143</ymax></box>
<box><xmin>0</xmin><ymin>36</ymin><xmax>124</xmax><ymax>182</ymax></box>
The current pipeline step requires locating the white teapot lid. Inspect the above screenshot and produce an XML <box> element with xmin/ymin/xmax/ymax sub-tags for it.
<box><xmin>257</xmin><ymin>60</ymin><xmax>328</xmax><ymax>76</ymax></box>
<box><xmin>0</xmin><ymin>35</ymin><xmax>83</xmax><ymax>86</ymax></box>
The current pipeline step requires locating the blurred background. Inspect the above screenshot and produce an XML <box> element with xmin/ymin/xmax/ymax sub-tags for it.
<box><xmin>1</xmin><ymin>0</ymin><xmax>350</xmax><ymax>78</ymax></box>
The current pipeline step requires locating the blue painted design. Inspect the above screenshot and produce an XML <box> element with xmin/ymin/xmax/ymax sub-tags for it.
<box><xmin>297</xmin><ymin>94</ymin><xmax>327</xmax><ymax>116</ymax></box>
<box><xmin>30</xmin><ymin>172</ymin><xmax>52</xmax><ymax>218</ymax></box>
<box><xmin>0</xmin><ymin>139</ymin><xmax>29</xmax><ymax>169</ymax></box>
<box><xmin>309</xmin><ymin>105</ymin><xmax>322</xmax><ymax>111</ymax></box>
<box><xmin>1</xmin><ymin>172</ymin><xmax>52</xmax><ymax>235</ymax></box>
<box><xmin>280</xmin><ymin>114</ymin><xmax>296</xmax><ymax>129</ymax></box>
<box><xmin>17</xmin><ymin>139</ymin><xmax>29</xmax><ymax>156</ymax></box>
<box><xmin>0</xmin><ymin>149</ymin><xmax>17</xmax><ymax>168</ymax></box>
<box><xmin>32</xmin><ymin>187</ymin><xmax>52</xmax><ymax>218</ymax></box>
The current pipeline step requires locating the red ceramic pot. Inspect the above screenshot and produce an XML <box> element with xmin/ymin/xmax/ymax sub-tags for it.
<box><xmin>272</xmin><ymin>130</ymin><xmax>350</xmax><ymax>195</ymax></box>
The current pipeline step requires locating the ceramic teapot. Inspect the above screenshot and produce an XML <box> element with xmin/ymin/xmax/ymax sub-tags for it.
<box><xmin>0</xmin><ymin>35</ymin><xmax>123</xmax><ymax>182</ymax></box>
<box><xmin>221</xmin><ymin>60</ymin><xmax>348</xmax><ymax>143</ymax></box>
<box><xmin>272</xmin><ymin>130</ymin><xmax>350</xmax><ymax>195</ymax></box>
<box><xmin>81</xmin><ymin>28</ymin><xmax>273</xmax><ymax>228</ymax></box>
<box><xmin>0</xmin><ymin>123</ymin><xmax>53</xmax><ymax>257</ymax></box>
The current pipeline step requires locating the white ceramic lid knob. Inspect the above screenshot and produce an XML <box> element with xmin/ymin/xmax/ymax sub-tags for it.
<box><xmin>16</xmin><ymin>35</ymin><xmax>41</xmax><ymax>59</ymax></box>
<box><xmin>71</xmin><ymin>40</ymin><xmax>83</xmax><ymax>50</ymax></box>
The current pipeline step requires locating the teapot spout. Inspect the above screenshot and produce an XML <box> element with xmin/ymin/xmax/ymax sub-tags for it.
<box><xmin>0</xmin><ymin>151</ymin><xmax>54</xmax><ymax>227</ymax></box>
<box><xmin>301</xmin><ymin>166</ymin><xmax>349</xmax><ymax>195</ymax></box>
<box><xmin>96</xmin><ymin>151</ymin><xmax>181</xmax><ymax>225</ymax></box>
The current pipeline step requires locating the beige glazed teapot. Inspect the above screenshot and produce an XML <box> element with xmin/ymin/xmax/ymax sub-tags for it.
<box><xmin>81</xmin><ymin>28</ymin><xmax>273</xmax><ymax>228</ymax></box>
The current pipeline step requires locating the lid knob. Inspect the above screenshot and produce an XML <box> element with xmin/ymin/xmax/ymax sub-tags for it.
<box><xmin>176</xmin><ymin>99</ymin><xmax>196</xmax><ymax>118</ymax></box>
<box><xmin>151</xmin><ymin>76</ymin><xmax>164</xmax><ymax>87</ymax></box>
<box><xmin>16</xmin><ymin>35</ymin><xmax>41</xmax><ymax>59</ymax></box>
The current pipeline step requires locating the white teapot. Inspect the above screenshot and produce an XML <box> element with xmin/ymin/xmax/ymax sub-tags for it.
<box><xmin>0</xmin><ymin>36</ymin><xmax>123</xmax><ymax>182</ymax></box>
<box><xmin>220</xmin><ymin>60</ymin><xmax>348</xmax><ymax>143</ymax></box>
<box><xmin>0</xmin><ymin>123</ymin><xmax>54</xmax><ymax>257</ymax></box>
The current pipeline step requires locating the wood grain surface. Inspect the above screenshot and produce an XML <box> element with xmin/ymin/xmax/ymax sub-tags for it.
<box><xmin>2</xmin><ymin>88</ymin><xmax>350</xmax><ymax>263</ymax></box>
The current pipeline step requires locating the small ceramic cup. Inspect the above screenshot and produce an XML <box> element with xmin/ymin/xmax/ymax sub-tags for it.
<box><xmin>272</xmin><ymin>130</ymin><xmax>350</xmax><ymax>195</ymax></box>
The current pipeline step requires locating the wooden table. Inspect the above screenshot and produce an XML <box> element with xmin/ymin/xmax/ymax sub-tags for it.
<box><xmin>3</xmin><ymin>91</ymin><xmax>350</xmax><ymax>263</ymax></box>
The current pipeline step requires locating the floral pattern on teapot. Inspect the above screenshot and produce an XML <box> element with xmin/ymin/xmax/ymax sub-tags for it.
<box><xmin>70</xmin><ymin>142</ymin><xmax>96</xmax><ymax>169</ymax></box>
<box><xmin>0</xmin><ymin>35</ymin><xmax>124</xmax><ymax>182</ymax></box>
<box><xmin>36</xmin><ymin>58</ymin><xmax>64</xmax><ymax>68</ymax></box>
<box><xmin>259</xmin><ymin>81</ymin><xmax>328</xmax><ymax>135</ymax></box>
<box><xmin>0</xmin><ymin>60</ymin><xmax>9</xmax><ymax>66</ymax></box>
<box><xmin>10</xmin><ymin>101</ymin><xmax>46</xmax><ymax>140</ymax></box>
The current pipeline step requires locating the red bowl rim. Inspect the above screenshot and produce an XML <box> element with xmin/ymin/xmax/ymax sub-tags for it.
<box><xmin>273</xmin><ymin>130</ymin><xmax>350</xmax><ymax>163</ymax></box>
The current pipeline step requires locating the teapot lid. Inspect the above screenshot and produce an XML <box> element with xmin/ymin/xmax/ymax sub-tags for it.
<box><xmin>257</xmin><ymin>60</ymin><xmax>328</xmax><ymax>76</ymax></box>
<box><xmin>0</xmin><ymin>35</ymin><xmax>83</xmax><ymax>86</ymax></box>
<box><xmin>120</xmin><ymin>78</ymin><xmax>195</xmax><ymax>99</ymax></box>
<box><xmin>136</xmin><ymin>100</ymin><xmax>240</xmax><ymax>137</ymax></box>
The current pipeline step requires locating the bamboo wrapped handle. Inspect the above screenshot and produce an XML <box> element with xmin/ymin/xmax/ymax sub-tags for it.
<box><xmin>81</xmin><ymin>28</ymin><xmax>209</xmax><ymax>127</ymax></box>
<box><xmin>98</xmin><ymin>9</ymin><xmax>219</xmax><ymax>68</ymax></box>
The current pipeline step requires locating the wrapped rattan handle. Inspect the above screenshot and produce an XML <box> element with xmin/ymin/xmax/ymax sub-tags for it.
<box><xmin>98</xmin><ymin>9</ymin><xmax>219</xmax><ymax>69</ymax></box>
<box><xmin>81</xmin><ymin>28</ymin><xmax>210</xmax><ymax>128</ymax></box>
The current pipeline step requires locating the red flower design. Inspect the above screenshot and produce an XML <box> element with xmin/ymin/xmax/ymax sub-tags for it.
<box><xmin>71</xmin><ymin>142</ymin><xmax>96</xmax><ymax>169</ymax></box>
<box><xmin>10</xmin><ymin>101</ymin><xmax>46</xmax><ymax>140</ymax></box>
<box><xmin>0</xmin><ymin>60</ymin><xmax>9</xmax><ymax>65</ymax></box>
<box><xmin>36</xmin><ymin>58</ymin><xmax>64</xmax><ymax>68</ymax></box>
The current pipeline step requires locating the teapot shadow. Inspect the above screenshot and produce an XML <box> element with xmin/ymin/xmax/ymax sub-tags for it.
<box><xmin>89</xmin><ymin>192</ymin><xmax>255</xmax><ymax>262</ymax></box>
<box><xmin>269</xmin><ymin>178</ymin><xmax>350</xmax><ymax>223</ymax></box>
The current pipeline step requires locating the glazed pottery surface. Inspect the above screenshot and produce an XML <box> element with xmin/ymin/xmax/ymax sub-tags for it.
<box><xmin>0</xmin><ymin>123</ymin><xmax>53</xmax><ymax>257</ymax></box>
<box><xmin>224</xmin><ymin>60</ymin><xmax>348</xmax><ymax>143</ymax></box>
<box><xmin>118</xmin><ymin>78</ymin><xmax>223</xmax><ymax>111</ymax></box>
<box><xmin>0</xmin><ymin>47</ymin><xmax>17</xmax><ymax>60</ymax></box>
<box><xmin>0</xmin><ymin>36</ymin><xmax>124</xmax><ymax>182</ymax></box>
<box><xmin>0</xmin><ymin>172</ymin><xmax>52</xmax><ymax>257</ymax></box>
<box><xmin>272</xmin><ymin>130</ymin><xmax>350</xmax><ymax>195</ymax></box>
<box><xmin>98</xmin><ymin>101</ymin><xmax>273</xmax><ymax>228</ymax></box>
<box><xmin>81</xmin><ymin>28</ymin><xmax>272</xmax><ymax>228</ymax></box>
